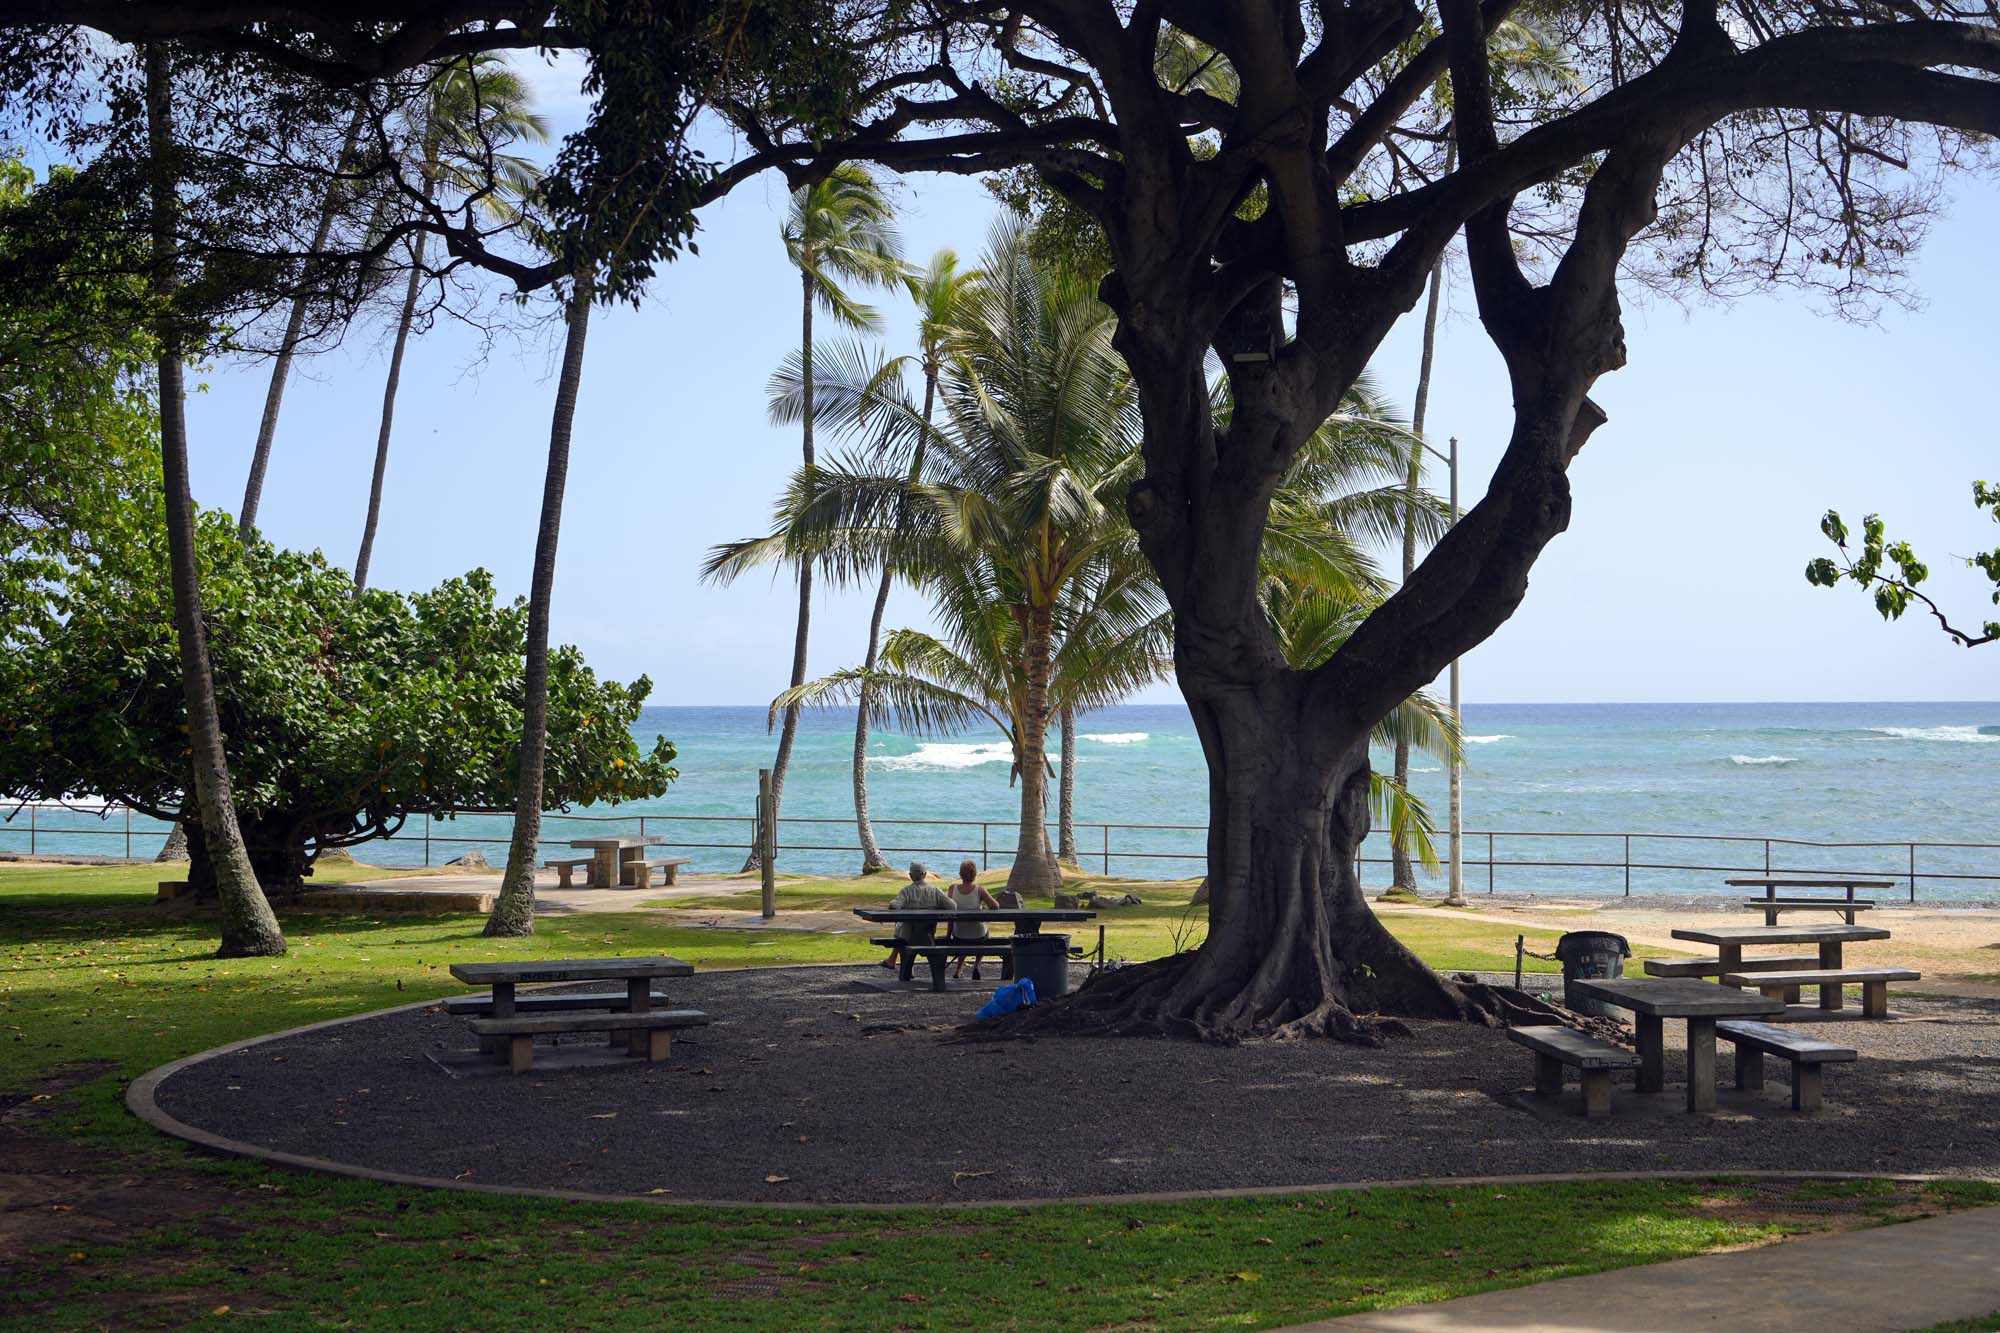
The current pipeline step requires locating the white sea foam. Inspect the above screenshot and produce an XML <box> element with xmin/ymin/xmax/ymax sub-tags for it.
<box><xmin>1729</xmin><ymin>754</ymin><xmax>1799</xmax><ymax>766</ymax></box>
<box><xmin>1080</xmin><ymin>732</ymin><xmax>1148</xmax><ymax>745</ymax></box>
<box><xmin>1410</xmin><ymin>765</ymin><xmax>1442</xmax><ymax>773</ymax></box>
<box><xmin>1870</xmin><ymin>725</ymin><xmax>2000</xmax><ymax>744</ymax></box>
<box><xmin>1463</xmin><ymin>734</ymin><xmax>1512</xmax><ymax>745</ymax></box>
<box><xmin>870</xmin><ymin>741</ymin><xmax>1014</xmax><ymax>771</ymax></box>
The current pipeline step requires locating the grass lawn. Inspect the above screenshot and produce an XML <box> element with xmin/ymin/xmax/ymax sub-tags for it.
<box><xmin>4</xmin><ymin>860</ymin><xmax>1994</xmax><ymax>1330</ymax></box>
<box><xmin>661</xmin><ymin>867</ymin><xmax>1573</xmax><ymax>976</ymax></box>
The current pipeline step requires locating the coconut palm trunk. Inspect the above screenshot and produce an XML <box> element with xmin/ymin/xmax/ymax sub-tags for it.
<box><xmin>485</xmin><ymin>270</ymin><xmax>592</xmax><ymax>937</ymax></box>
<box><xmin>1058</xmin><ymin>702</ymin><xmax>1077</xmax><ymax>865</ymax></box>
<box><xmin>353</xmin><ymin>231</ymin><xmax>424</xmax><ymax>593</ymax></box>
<box><xmin>748</xmin><ymin>267</ymin><xmax>819</xmax><ymax>872</ymax></box>
<box><xmin>144</xmin><ymin>45</ymin><xmax>286</xmax><ymax>957</ymax></box>
<box><xmin>1008</xmin><ymin>601</ymin><xmax>1059</xmax><ymax>896</ymax></box>
<box><xmin>239</xmin><ymin>110</ymin><xmax>363</xmax><ymax>540</ymax></box>
<box><xmin>1392</xmin><ymin>136</ymin><xmax>1454</xmax><ymax>895</ymax></box>
<box><xmin>850</xmin><ymin>356</ymin><xmax>937</xmax><ymax>873</ymax></box>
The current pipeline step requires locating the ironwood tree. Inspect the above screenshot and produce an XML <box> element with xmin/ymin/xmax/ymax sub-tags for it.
<box><xmin>7</xmin><ymin>1</ymin><xmax>1998</xmax><ymax>1035</ymax></box>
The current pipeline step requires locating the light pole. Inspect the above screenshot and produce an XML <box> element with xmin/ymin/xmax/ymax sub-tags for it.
<box><xmin>1416</xmin><ymin>435</ymin><xmax>1465</xmax><ymax>906</ymax></box>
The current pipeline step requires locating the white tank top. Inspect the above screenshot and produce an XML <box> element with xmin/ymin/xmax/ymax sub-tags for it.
<box><xmin>948</xmin><ymin>882</ymin><xmax>987</xmax><ymax>937</ymax></box>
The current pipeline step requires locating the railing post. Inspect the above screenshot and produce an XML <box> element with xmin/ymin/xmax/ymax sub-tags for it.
<box><xmin>1764</xmin><ymin>839</ymin><xmax>1771</xmax><ymax>875</ymax></box>
<box><xmin>1909</xmin><ymin>843</ymin><xmax>1917</xmax><ymax>904</ymax></box>
<box><xmin>982</xmin><ymin>823</ymin><xmax>989</xmax><ymax>870</ymax></box>
<box><xmin>424</xmin><ymin>816</ymin><xmax>431</xmax><ymax>868</ymax></box>
<box><xmin>28</xmin><ymin>803</ymin><xmax>34</xmax><ymax>857</ymax></box>
<box><xmin>1487</xmin><ymin>832</ymin><xmax>1495</xmax><ymax>894</ymax></box>
<box><xmin>1624</xmin><ymin>833</ymin><xmax>1631</xmax><ymax>897</ymax></box>
<box><xmin>1103</xmin><ymin>824</ymin><xmax>1110</xmax><ymax>875</ymax></box>
<box><xmin>126</xmin><ymin>806</ymin><xmax>132</xmax><ymax>860</ymax></box>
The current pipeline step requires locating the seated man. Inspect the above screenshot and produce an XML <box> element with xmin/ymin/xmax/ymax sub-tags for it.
<box><xmin>880</xmin><ymin>861</ymin><xmax>952</xmax><ymax>970</ymax></box>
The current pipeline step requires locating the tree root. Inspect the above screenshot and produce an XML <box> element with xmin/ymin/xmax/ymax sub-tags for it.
<box><xmin>961</xmin><ymin>954</ymin><xmax>1619</xmax><ymax>1046</ymax></box>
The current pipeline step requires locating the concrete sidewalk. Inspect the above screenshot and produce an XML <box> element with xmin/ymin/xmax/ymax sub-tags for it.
<box><xmin>1292</xmin><ymin>1205</ymin><xmax>2000</xmax><ymax>1331</ymax></box>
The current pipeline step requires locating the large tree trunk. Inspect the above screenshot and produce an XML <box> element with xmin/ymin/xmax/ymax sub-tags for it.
<box><xmin>1001</xmin><ymin>686</ymin><xmax>1486</xmax><ymax>1041</ymax></box>
<box><xmin>849</xmin><ymin>356</ymin><xmax>936</xmax><ymax>873</ymax></box>
<box><xmin>154</xmin><ymin>820</ymin><xmax>189</xmax><ymax>862</ymax></box>
<box><xmin>184</xmin><ymin>815</ymin><xmax>313</xmax><ymax>899</ymax></box>
<box><xmin>353</xmin><ymin>230</ymin><xmax>425</xmax><ymax>593</ymax></box>
<box><xmin>484</xmin><ymin>271</ymin><xmax>592</xmax><ymax>937</ymax></box>
<box><xmin>239</xmin><ymin>109</ymin><xmax>362</xmax><ymax>541</ymax></box>
<box><xmin>1393</xmin><ymin>200</ymin><xmax>1450</xmax><ymax>894</ymax></box>
<box><xmin>1058</xmin><ymin>703</ymin><xmax>1077</xmax><ymax>866</ymax></box>
<box><xmin>749</xmin><ymin>266</ymin><xmax>817</xmax><ymax>872</ymax></box>
<box><xmin>145</xmin><ymin>45</ymin><xmax>286</xmax><ymax>958</ymax></box>
<box><xmin>1006</xmin><ymin>601</ymin><xmax>1060</xmax><ymax>896</ymax></box>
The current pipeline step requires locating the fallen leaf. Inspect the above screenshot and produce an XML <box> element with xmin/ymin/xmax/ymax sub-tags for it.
<box><xmin>1230</xmin><ymin>1272</ymin><xmax>1260</xmax><ymax>1283</ymax></box>
<box><xmin>765</xmin><ymin>1174</ymin><xmax>791</xmax><ymax>1183</ymax></box>
<box><xmin>588</xmin><ymin>1112</ymin><xmax>618</xmax><ymax>1120</ymax></box>
<box><xmin>646</xmin><ymin>1188</ymin><xmax>673</xmax><ymax>1195</ymax></box>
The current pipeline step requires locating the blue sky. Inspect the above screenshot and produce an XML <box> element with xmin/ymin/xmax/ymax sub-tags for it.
<box><xmin>178</xmin><ymin>57</ymin><xmax>1998</xmax><ymax>707</ymax></box>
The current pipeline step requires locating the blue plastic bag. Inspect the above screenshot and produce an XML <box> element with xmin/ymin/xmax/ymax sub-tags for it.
<box><xmin>976</xmin><ymin>976</ymin><xmax>1036</xmax><ymax>1019</ymax></box>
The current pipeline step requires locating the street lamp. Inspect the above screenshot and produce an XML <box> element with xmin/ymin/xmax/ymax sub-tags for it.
<box><xmin>1416</xmin><ymin>435</ymin><xmax>1465</xmax><ymax>906</ymax></box>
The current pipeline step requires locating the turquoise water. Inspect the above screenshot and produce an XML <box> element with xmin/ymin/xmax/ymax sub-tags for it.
<box><xmin>12</xmin><ymin>701</ymin><xmax>1999</xmax><ymax>899</ymax></box>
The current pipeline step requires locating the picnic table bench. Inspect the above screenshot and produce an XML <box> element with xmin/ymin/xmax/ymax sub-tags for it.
<box><xmin>1726</xmin><ymin>878</ymin><xmax>1896</xmax><ymax>926</ymax></box>
<box><xmin>1672</xmin><ymin>923</ymin><xmax>1894</xmax><ymax>1012</ymax></box>
<box><xmin>448</xmin><ymin>956</ymin><xmax>700</xmax><ymax>1071</ymax></box>
<box><xmin>1569</xmin><ymin>976</ymin><xmax>1784</xmax><ymax>1113</ymax></box>
<box><xmin>1716</xmin><ymin>1020</ymin><xmax>1857</xmax><ymax>1112</ymax></box>
<box><xmin>1721</xmin><ymin>966</ymin><xmax>1922</xmax><ymax>1018</ymax></box>
<box><xmin>854</xmin><ymin>907</ymin><xmax>1097</xmax><ymax>994</ymax></box>
<box><xmin>543</xmin><ymin>856</ymin><xmax>596</xmax><ymax>889</ymax></box>
<box><xmin>1508</xmin><ymin>1025</ymin><xmax>1639</xmax><ymax>1119</ymax></box>
<box><xmin>625</xmin><ymin>856</ymin><xmax>693</xmax><ymax>888</ymax></box>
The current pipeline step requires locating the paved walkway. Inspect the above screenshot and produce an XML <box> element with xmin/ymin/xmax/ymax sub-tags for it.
<box><xmin>1295</xmin><ymin>1204</ymin><xmax>2000</xmax><ymax>1331</ymax></box>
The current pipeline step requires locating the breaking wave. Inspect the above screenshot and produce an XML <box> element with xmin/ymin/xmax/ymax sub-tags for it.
<box><xmin>1729</xmin><ymin>754</ymin><xmax>1799</xmax><ymax>766</ymax></box>
<box><xmin>1079</xmin><ymin>732</ymin><xmax>1148</xmax><ymax>745</ymax></box>
<box><xmin>1870</xmin><ymin>725</ymin><xmax>2000</xmax><ymax>744</ymax></box>
<box><xmin>870</xmin><ymin>741</ymin><xmax>1013</xmax><ymax>772</ymax></box>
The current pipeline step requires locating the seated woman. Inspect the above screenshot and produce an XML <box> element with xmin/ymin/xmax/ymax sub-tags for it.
<box><xmin>945</xmin><ymin>859</ymin><xmax>1001</xmax><ymax>978</ymax></box>
<box><xmin>880</xmin><ymin>862</ymin><xmax>952</xmax><ymax>970</ymax></box>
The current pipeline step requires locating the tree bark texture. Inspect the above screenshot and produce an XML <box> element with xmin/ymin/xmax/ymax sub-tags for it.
<box><xmin>484</xmin><ymin>271</ymin><xmax>592</xmax><ymax>937</ymax></box>
<box><xmin>353</xmin><ymin>231</ymin><xmax>425</xmax><ymax>593</ymax></box>
<box><xmin>183</xmin><ymin>814</ymin><xmax>314</xmax><ymax>899</ymax></box>
<box><xmin>1058</xmin><ymin>703</ymin><xmax>1077</xmax><ymax>865</ymax></box>
<box><xmin>154</xmin><ymin>820</ymin><xmax>190</xmax><ymax>862</ymax></box>
<box><xmin>748</xmin><ymin>266</ymin><xmax>817</xmax><ymax>872</ymax></box>
<box><xmin>238</xmin><ymin>110</ymin><xmax>363</xmax><ymax>541</ymax></box>
<box><xmin>1005</xmin><ymin>601</ymin><xmax>1059</xmax><ymax>896</ymax></box>
<box><xmin>145</xmin><ymin>44</ymin><xmax>286</xmax><ymax>958</ymax></box>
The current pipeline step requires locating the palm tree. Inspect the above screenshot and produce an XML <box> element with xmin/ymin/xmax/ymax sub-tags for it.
<box><xmin>355</xmin><ymin>55</ymin><xmax>547</xmax><ymax>594</ymax></box>
<box><xmin>144</xmin><ymin>44</ymin><xmax>286</xmax><ymax>956</ymax></box>
<box><xmin>716</xmin><ymin>217</ymin><xmax>1141</xmax><ymax>894</ymax></box>
<box><xmin>238</xmin><ymin>105</ymin><xmax>366</xmax><ymax>541</ymax></box>
<box><xmin>484</xmin><ymin>267</ymin><xmax>592</xmax><ymax>938</ymax></box>
<box><xmin>749</xmin><ymin>164</ymin><xmax>902</xmax><ymax>870</ymax></box>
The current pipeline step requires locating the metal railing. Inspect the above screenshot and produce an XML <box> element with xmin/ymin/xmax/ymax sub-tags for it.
<box><xmin>6</xmin><ymin>800</ymin><xmax>1999</xmax><ymax>902</ymax></box>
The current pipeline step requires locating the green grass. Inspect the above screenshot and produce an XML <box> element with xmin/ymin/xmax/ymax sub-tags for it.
<box><xmin>662</xmin><ymin>868</ymin><xmax>1570</xmax><ymax>975</ymax></box>
<box><xmin>1</xmin><ymin>861</ymin><xmax>1989</xmax><ymax>1330</ymax></box>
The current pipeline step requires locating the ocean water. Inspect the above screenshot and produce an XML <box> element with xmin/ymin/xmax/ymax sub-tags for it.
<box><xmin>11</xmin><ymin>701</ymin><xmax>1999</xmax><ymax>899</ymax></box>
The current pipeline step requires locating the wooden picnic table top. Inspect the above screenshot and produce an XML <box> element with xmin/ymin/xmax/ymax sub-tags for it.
<box><xmin>448</xmin><ymin>956</ymin><xmax>693</xmax><ymax>985</ymax></box>
<box><xmin>566</xmin><ymin>835</ymin><xmax>666</xmax><ymax>850</ymax></box>
<box><xmin>1570</xmin><ymin>976</ymin><xmax>1786</xmax><ymax>1019</ymax></box>
<box><xmin>1725</xmin><ymin>877</ymin><xmax>1899</xmax><ymax>890</ymax></box>
<box><xmin>1672</xmin><ymin>923</ymin><xmax>1892</xmax><ymax>946</ymax></box>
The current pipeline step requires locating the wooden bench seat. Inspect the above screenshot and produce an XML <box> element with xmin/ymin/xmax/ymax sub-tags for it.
<box><xmin>444</xmin><ymin>990</ymin><xmax>670</xmax><ymax>1017</ymax></box>
<box><xmin>1645</xmin><ymin>954</ymin><xmax>1818</xmax><ymax>1001</ymax></box>
<box><xmin>543</xmin><ymin>856</ymin><xmax>596</xmax><ymax>888</ymax></box>
<box><xmin>625</xmin><ymin>856</ymin><xmax>693</xmax><ymax>888</ymax></box>
<box><xmin>1507</xmin><ymin>1025</ymin><xmax>1640</xmax><ymax>1119</ymax></box>
<box><xmin>900</xmin><ymin>940</ymin><xmax>1017</xmax><ymax>991</ymax></box>
<box><xmin>1716</xmin><ymin>1020</ymin><xmax>1857</xmax><ymax>1111</ymax></box>
<box><xmin>1741</xmin><ymin>896</ymin><xmax>1876</xmax><ymax>926</ymax></box>
<box><xmin>467</xmin><ymin>1009</ymin><xmax>710</xmax><ymax>1074</ymax></box>
<box><xmin>1720</xmin><ymin>967</ymin><xmax>1920</xmax><ymax>1018</ymax></box>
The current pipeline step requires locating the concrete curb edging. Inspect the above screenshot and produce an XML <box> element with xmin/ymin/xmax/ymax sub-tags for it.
<box><xmin>128</xmin><ymin>980</ymin><xmax>2000</xmax><ymax>1213</ymax></box>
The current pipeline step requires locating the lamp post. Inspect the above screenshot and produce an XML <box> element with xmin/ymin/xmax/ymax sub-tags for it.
<box><xmin>1416</xmin><ymin>435</ymin><xmax>1465</xmax><ymax>906</ymax></box>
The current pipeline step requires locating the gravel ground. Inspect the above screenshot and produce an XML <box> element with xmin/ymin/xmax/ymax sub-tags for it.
<box><xmin>151</xmin><ymin>966</ymin><xmax>2000</xmax><ymax>1204</ymax></box>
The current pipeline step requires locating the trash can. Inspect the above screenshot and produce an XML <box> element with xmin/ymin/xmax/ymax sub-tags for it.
<box><xmin>1554</xmin><ymin>930</ymin><xmax>1630</xmax><ymax>1017</ymax></box>
<box><xmin>1011</xmin><ymin>933</ymin><xmax>1072</xmax><ymax>1000</ymax></box>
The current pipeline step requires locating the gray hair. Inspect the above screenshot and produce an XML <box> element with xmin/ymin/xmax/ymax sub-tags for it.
<box><xmin>908</xmin><ymin>861</ymin><xmax>929</xmax><ymax>881</ymax></box>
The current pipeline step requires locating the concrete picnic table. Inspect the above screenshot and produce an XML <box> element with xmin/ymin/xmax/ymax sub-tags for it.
<box><xmin>1673</xmin><ymin>921</ymin><xmax>1896</xmax><ymax>1012</ymax></box>
<box><xmin>448</xmin><ymin>956</ymin><xmax>694</xmax><ymax>1056</ymax></box>
<box><xmin>1725</xmin><ymin>877</ymin><xmax>1899</xmax><ymax>925</ymax></box>
<box><xmin>1569</xmin><ymin>976</ymin><xmax>1784</xmax><ymax>1113</ymax></box>
<box><xmin>566</xmin><ymin>835</ymin><xmax>667</xmax><ymax>888</ymax></box>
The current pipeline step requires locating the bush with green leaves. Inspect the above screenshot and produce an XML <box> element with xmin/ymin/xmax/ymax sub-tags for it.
<box><xmin>0</xmin><ymin>508</ymin><xmax>676</xmax><ymax>891</ymax></box>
